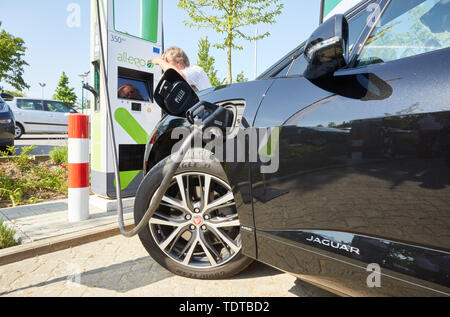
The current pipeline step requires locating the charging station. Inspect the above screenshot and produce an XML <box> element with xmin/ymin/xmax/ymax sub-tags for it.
<box><xmin>83</xmin><ymin>0</ymin><xmax>237</xmax><ymax>238</ymax></box>
<box><xmin>320</xmin><ymin>0</ymin><xmax>362</xmax><ymax>23</ymax></box>
<box><xmin>89</xmin><ymin>0</ymin><xmax>163</xmax><ymax>198</ymax></box>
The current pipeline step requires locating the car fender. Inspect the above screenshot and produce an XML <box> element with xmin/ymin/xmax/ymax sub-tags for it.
<box><xmin>144</xmin><ymin>80</ymin><xmax>275</xmax><ymax>174</ymax></box>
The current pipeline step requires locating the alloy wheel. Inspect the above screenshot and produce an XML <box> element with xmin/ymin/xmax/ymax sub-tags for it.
<box><xmin>149</xmin><ymin>172</ymin><xmax>241</xmax><ymax>269</ymax></box>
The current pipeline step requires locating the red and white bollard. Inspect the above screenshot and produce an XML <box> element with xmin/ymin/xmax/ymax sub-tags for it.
<box><xmin>68</xmin><ymin>114</ymin><xmax>90</xmax><ymax>222</ymax></box>
<box><xmin>352</xmin><ymin>131</ymin><xmax>364</xmax><ymax>161</ymax></box>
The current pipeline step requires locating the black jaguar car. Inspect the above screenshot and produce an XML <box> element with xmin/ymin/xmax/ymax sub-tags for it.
<box><xmin>135</xmin><ymin>0</ymin><xmax>450</xmax><ymax>296</ymax></box>
<box><xmin>0</xmin><ymin>94</ymin><xmax>15</xmax><ymax>151</ymax></box>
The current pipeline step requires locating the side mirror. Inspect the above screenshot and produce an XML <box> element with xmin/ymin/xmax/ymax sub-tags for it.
<box><xmin>0</xmin><ymin>93</ymin><xmax>14</xmax><ymax>101</ymax></box>
<box><xmin>304</xmin><ymin>14</ymin><xmax>349</xmax><ymax>80</ymax></box>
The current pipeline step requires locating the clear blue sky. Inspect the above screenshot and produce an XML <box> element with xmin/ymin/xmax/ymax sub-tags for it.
<box><xmin>0</xmin><ymin>0</ymin><xmax>321</xmax><ymax>101</ymax></box>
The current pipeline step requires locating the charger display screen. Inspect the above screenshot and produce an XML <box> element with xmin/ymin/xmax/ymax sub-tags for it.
<box><xmin>118</xmin><ymin>77</ymin><xmax>151</xmax><ymax>102</ymax></box>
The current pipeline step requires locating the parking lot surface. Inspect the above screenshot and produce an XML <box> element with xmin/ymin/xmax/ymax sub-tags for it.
<box><xmin>14</xmin><ymin>134</ymin><xmax>68</xmax><ymax>155</ymax></box>
<box><xmin>0</xmin><ymin>235</ymin><xmax>335</xmax><ymax>297</ymax></box>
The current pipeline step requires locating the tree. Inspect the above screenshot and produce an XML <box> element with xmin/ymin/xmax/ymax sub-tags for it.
<box><xmin>53</xmin><ymin>72</ymin><xmax>77</xmax><ymax>108</ymax></box>
<box><xmin>0</xmin><ymin>22</ymin><xmax>29</xmax><ymax>91</ymax></box>
<box><xmin>235</xmin><ymin>71</ymin><xmax>248</xmax><ymax>83</ymax></box>
<box><xmin>2</xmin><ymin>89</ymin><xmax>25</xmax><ymax>97</ymax></box>
<box><xmin>178</xmin><ymin>0</ymin><xmax>283</xmax><ymax>84</ymax></box>
<box><xmin>197</xmin><ymin>37</ymin><xmax>224</xmax><ymax>87</ymax></box>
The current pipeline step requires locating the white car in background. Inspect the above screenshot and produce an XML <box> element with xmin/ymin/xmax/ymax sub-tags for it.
<box><xmin>7</xmin><ymin>98</ymin><xmax>78</xmax><ymax>138</ymax></box>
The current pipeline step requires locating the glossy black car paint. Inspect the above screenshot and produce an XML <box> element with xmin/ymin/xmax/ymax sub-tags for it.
<box><xmin>143</xmin><ymin>0</ymin><xmax>450</xmax><ymax>296</ymax></box>
<box><xmin>0</xmin><ymin>97</ymin><xmax>15</xmax><ymax>150</ymax></box>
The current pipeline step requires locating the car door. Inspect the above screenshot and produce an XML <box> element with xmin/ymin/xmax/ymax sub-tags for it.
<box><xmin>15</xmin><ymin>99</ymin><xmax>52</xmax><ymax>133</ymax></box>
<box><xmin>44</xmin><ymin>100</ymin><xmax>71</xmax><ymax>133</ymax></box>
<box><xmin>252</xmin><ymin>0</ymin><xmax>450</xmax><ymax>296</ymax></box>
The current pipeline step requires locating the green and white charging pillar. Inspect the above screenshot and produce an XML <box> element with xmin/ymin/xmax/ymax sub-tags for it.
<box><xmin>320</xmin><ymin>0</ymin><xmax>362</xmax><ymax>23</ymax></box>
<box><xmin>90</xmin><ymin>0</ymin><xmax>163</xmax><ymax>198</ymax></box>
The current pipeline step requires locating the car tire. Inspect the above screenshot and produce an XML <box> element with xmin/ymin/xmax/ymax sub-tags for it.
<box><xmin>134</xmin><ymin>148</ymin><xmax>253</xmax><ymax>280</ymax></box>
<box><xmin>14</xmin><ymin>123</ymin><xmax>24</xmax><ymax>139</ymax></box>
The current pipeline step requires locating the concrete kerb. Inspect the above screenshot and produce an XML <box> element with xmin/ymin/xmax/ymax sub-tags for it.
<box><xmin>0</xmin><ymin>220</ymin><xmax>135</xmax><ymax>266</ymax></box>
<box><xmin>0</xmin><ymin>155</ymin><xmax>51</xmax><ymax>163</ymax></box>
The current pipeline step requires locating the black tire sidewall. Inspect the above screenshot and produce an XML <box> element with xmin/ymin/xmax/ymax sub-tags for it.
<box><xmin>15</xmin><ymin>123</ymin><xmax>23</xmax><ymax>139</ymax></box>
<box><xmin>134</xmin><ymin>150</ymin><xmax>253</xmax><ymax>280</ymax></box>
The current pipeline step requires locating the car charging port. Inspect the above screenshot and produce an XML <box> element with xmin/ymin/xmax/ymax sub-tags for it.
<box><xmin>186</xmin><ymin>100</ymin><xmax>234</xmax><ymax>132</ymax></box>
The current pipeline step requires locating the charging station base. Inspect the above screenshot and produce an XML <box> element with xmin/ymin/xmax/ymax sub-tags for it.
<box><xmin>89</xmin><ymin>195</ymin><xmax>135</xmax><ymax>213</ymax></box>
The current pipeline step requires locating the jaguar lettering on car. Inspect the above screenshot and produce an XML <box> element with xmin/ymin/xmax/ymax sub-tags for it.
<box><xmin>306</xmin><ymin>235</ymin><xmax>361</xmax><ymax>255</ymax></box>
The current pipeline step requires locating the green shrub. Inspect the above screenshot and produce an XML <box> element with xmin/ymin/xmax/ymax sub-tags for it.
<box><xmin>32</xmin><ymin>165</ymin><xmax>68</xmax><ymax>194</ymax></box>
<box><xmin>0</xmin><ymin>145</ymin><xmax>68</xmax><ymax>207</ymax></box>
<box><xmin>0</xmin><ymin>218</ymin><xmax>18</xmax><ymax>249</ymax></box>
<box><xmin>0</xmin><ymin>145</ymin><xmax>36</xmax><ymax>171</ymax></box>
<box><xmin>49</xmin><ymin>147</ymin><xmax>68</xmax><ymax>165</ymax></box>
<box><xmin>0</xmin><ymin>171</ymin><xmax>25</xmax><ymax>207</ymax></box>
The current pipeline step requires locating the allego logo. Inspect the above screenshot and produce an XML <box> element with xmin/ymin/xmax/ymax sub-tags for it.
<box><xmin>117</xmin><ymin>52</ymin><xmax>154</xmax><ymax>69</ymax></box>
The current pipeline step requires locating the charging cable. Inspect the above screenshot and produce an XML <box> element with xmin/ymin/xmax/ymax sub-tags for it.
<box><xmin>95</xmin><ymin>0</ymin><xmax>231</xmax><ymax>237</ymax></box>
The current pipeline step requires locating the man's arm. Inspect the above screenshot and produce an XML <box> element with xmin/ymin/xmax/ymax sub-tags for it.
<box><xmin>150</xmin><ymin>57</ymin><xmax>187</xmax><ymax>80</ymax></box>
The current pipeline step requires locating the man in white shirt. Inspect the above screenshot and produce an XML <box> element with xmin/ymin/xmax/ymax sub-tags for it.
<box><xmin>151</xmin><ymin>46</ymin><xmax>212</xmax><ymax>92</ymax></box>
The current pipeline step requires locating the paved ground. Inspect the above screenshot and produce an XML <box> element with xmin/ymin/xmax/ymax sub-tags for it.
<box><xmin>0</xmin><ymin>235</ymin><xmax>335</xmax><ymax>297</ymax></box>
<box><xmin>14</xmin><ymin>134</ymin><xmax>68</xmax><ymax>155</ymax></box>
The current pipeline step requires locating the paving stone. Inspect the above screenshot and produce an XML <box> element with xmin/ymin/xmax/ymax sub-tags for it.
<box><xmin>0</xmin><ymin>235</ymin><xmax>333</xmax><ymax>297</ymax></box>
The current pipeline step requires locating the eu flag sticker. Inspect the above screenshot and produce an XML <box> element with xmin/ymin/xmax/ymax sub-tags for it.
<box><xmin>153</xmin><ymin>47</ymin><xmax>161</xmax><ymax>54</ymax></box>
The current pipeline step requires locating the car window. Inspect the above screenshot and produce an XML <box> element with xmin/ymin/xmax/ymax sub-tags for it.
<box><xmin>357</xmin><ymin>0</ymin><xmax>450</xmax><ymax>67</ymax></box>
<box><xmin>272</xmin><ymin>61</ymin><xmax>293</xmax><ymax>78</ymax></box>
<box><xmin>17</xmin><ymin>99</ymin><xmax>44</xmax><ymax>111</ymax></box>
<box><xmin>287</xmin><ymin>54</ymin><xmax>307</xmax><ymax>77</ymax></box>
<box><xmin>347</xmin><ymin>5</ymin><xmax>377</xmax><ymax>53</ymax></box>
<box><xmin>45</xmin><ymin>101</ymin><xmax>71</xmax><ymax>113</ymax></box>
<box><xmin>258</xmin><ymin>43</ymin><xmax>303</xmax><ymax>79</ymax></box>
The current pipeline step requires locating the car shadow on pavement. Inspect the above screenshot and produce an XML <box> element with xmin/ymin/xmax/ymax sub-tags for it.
<box><xmin>231</xmin><ymin>261</ymin><xmax>283</xmax><ymax>279</ymax></box>
<box><xmin>288</xmin><ymin>279</ymin><xmax>338</xmax><ymax>297</ymax></box>
<box><xmin>1</xmin><ymin>256</ymin><xmax>336</xmax><ymax>296</ymax></box>
<box><xmin>234</xmin><ymin>262</ymin><xmax>337</xmax><ymax>297</ymax></box>
<box><xmin>76</xmin><ymin>256</ymin><xmax>174</xmax><ymax>292</ymax></box>
<box><xmin>0</xmin><ymin>256</ymin><xmax>173</xmax><ymax>296</ymax></box>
